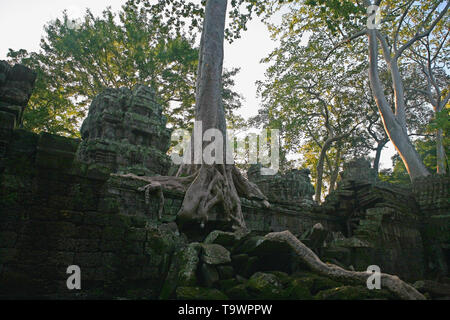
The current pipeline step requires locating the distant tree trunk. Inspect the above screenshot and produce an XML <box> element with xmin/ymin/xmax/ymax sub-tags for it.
<box><xmin>373</xmin><ymin>139</ymin><xmax>388</xmax><ymax>173</ymax></box>
<box><xmin>315</xmin><ymin>134</ymin><xmax>347</xmax><ymax>202</ymax></box>
<box><xmin>436</xmin><ymin>124</ymin><xmax>447</xmax><ymax>175</ymax></box>
<box><xmin>329</xmin><ymin>148</ymin><xmax>341</xmax><ymax>193</ymax></box>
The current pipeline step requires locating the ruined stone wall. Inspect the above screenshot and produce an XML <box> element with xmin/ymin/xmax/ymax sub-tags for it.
<box><xmin>321</xmin><ymin>159</ymin><xmax>426</xmax><ymax>281</ymax></box>
<box><xmin>0</xmin><ymin>127</ymin><xmax>341</xmax><ymax>298</ymax></box>
<box><xmin>0</xmin><ymin>64</ymin><xmax>444</xmax><ymax>298</ymax></box>
<box><xmin>0</xmin><ymin>129</ymin><xmax>436</xmax><ymax>297</ymax></box>
<box><xmin>77</xmin><ymin>85</ymin><xmax>172</xmax><ymax>176</ymax></box>
<box><xmin>0</xmin><ymin>130</ymin><xmax>188</xmax><ymax>298</ymax></box>
<box><xmin>247</xmin><ymin>164</ymin><xmax>315</xmax><ymax>208</ymax></box>
<box><xmin>413</xmin><ymin>175</ymin><xmax>450</xmax><ymax>278</ymax></box>
<box><xmin>0</xmin><ymin>61</ymin><xmax>36</xmax><ymax>158</ymax></box>
<box><xmin>106</xmin><ymin>174</ymin><xmax>342</xmax><ymax>237</ymax></box>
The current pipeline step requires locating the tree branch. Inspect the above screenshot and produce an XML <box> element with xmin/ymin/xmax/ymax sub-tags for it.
<box><xmin>393</xmin><ymin>0</ymin><xmax>415</xmax><ymax>53</ymax></box>
<box><xmin>325</xmin><ymin>29</ymin><xmax>368</xmax><ymax>61</ymax></box>
<box><xmin>395</xmin><ymin>1</ymin><xmax>450</xmax><ymax>60</ymax></box>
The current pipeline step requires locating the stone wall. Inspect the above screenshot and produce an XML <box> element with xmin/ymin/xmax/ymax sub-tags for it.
<box><xmin>248</xmin><ymin>164</ymin><xmax>315</xmax><ymax>208</ymax></box>
<box><xmin>413</xmin><ymin>175</ymin><xmax>450</xmax><ymax>278</ymax></box>
<box><xmin>321</xmin><ymin>159</ymin><xmax>425</xmax><ymax>281</ymax></box>
<box><xmin>0</xmin><ymin>130</ymin><xmax>187</xmax><ymax>298</ymax></box>
<box><xmin>106</xmin><ymin>174</ymin><xmax>341</xmax><ymax>237</ymax></box>
<box><xmin>77</xmin><ymin>85</ymin><xmax>172</xmax><ymax>176</ymax></box>
<box><xmin>0</xmin><ymin>127</ymin><xmax>341</xmax><ymax>298</ymax></box>
<box><xmin>0</xmin><ymin>67</ymin><xmax>446</xmax><ymax>298</ymax></box>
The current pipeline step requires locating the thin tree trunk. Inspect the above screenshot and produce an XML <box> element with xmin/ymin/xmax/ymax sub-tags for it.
<box><xmin>373</xmin><ymin>139</ymin><xmax>387</xmax><ymax>173</ymax></box>
<box><xmin>315</xmin><ymin>141</ymin><xmax>330</xmax><ymax>203</ymax></box>
<box><xmin>436</xmin><ymin>128</ymin><xmax>446</xmax><ymax>174</ymax></box>
<box><xmin>329</xmin><ymin>147</ymin><xmax>341</xmax><ymax>193</ymax></box>
<box><xmin>315</xmin><ymin>134</ymin><xmax>348</xmax><ymax>202</ymax></box>
<box><xmin>367</xmin><ymin>29</ymin><xmax>430</xmax><ymax>181</ymax></box>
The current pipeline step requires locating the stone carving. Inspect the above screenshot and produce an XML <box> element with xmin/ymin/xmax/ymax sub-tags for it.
<box><xmin>0</xmin><ymin>61</ymin><xmax>36</xmax><ymax>157</ymax></box>
<box><xmin>338</xmin><ymin>158</ymin><xmax>377</xmax><ymax>186</ymax></box>
<box><xmin>77</xmin><ymin>85</ymin><xmax>172</xmax><ymax>176</ymax></box>
<box><xmin>0</xmin><ymin>61</ymin><xmax>37</xmax><ymax>121</ymax></box>
<box><xmin>247</xmin><ymin>164</ymin><xmax>315</xmax><ymax>206</ymax></box>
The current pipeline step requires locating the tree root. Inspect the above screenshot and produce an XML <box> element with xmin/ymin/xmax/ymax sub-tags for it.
<box><xmin>114</xmin><ymin>173</ymin><xmax>195</xmax><ymax>220</ymax></box>
<box><xmin>265</xmin><ymin>230</ymin><xmax>426</xmax><ymax>300</ymax></box>
<box><xmin>139</xmin><ymin>181</ymin><xmax>165</xmax><ymax>219</ymax></box>
<box><xmin>177</xmin><ymin>165</ymin><xmax>247</xmax><ymax>229</ymax></box>
<box><xmin>115</xmin><ymin>164</ymin><xmax>269</xmax><ymax>229</ymax></box>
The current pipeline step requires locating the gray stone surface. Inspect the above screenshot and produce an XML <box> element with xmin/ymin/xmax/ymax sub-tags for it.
<box><xmin>248</xmin><ymin>164</ymin><xmax>315</xmax><ymax>207</ymax></box>
<box><xmin>77</xmin><ymin>85</ymin><xmax>172</xmax><ymax>176</ymax></box>
<box><xmin>201</xmin><ymin>244</ymin><xmax>231</xmax><ymax>265</ymax></box>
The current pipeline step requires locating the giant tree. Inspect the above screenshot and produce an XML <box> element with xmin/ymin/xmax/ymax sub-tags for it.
<box><xmin>132</xmin><ymin>0</ymin><xmax>268</xmax><ymax>230</ymax></box>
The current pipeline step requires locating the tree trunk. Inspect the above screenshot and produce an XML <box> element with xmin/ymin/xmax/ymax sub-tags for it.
<box><xmin>367</xmin><ymin>29</ymin><xmax>430</xmax><ymax>181</ymax></box>
<box><xmin>127</xmin><ymin>0</ymin><xmax>269</xmax><ymax>232</ymax></box>
<box><xmin>315</xmin><ymin>141</ymin><xmax>329</xmax><ymax>203</ymax></box>
<box><xmin>194</xmin><ymin>0</ymin><xmax>228</xmax><ymax>148</ymax></box>
<box><xmin>436</xmin><ymin>128</ymin><xmax>446</xmax><ymax>174</ymax></box>
<box><xmin>315</xmin><ymin>135</ymin><xmax>347</xmax><ymax>202</ymax></box>
<box><xmin>373</xmin><ymin>139</ymin><xmax>387</xmax><ymax>173</ymax></box>
<box><xmin>329</xmin><ymin>148</ymin><xmax>341</xmax><ymax>193</ymax></box>
<box><xmin>265</xmin><ymin>231</ymin><xmax>425</xmax><ymax>300</ymax></box>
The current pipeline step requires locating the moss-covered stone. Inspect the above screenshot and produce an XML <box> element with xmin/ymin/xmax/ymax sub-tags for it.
<box><xmin>176</xmin><ymin>287</ymin><xmax>228</xmax><ymax>300</ymax></box>
<box><xmin>217</xmin><ymin>279</ymin><xmax>240</xmax><ymax>292</ymax></box>
<box><xmin>204</xmin><ymin>230</ymin><xmax>237</xmax><ymax>248</ymax></box>
<box><xmin>314</xmin><ymin>285</ymin><xmax>396</xmax><ymax>300</ymax></box>
<box><xmin>199</xmin><ymin>264</ymin><xmax>219</xmax><ymax>287</ymax></box>
<box><xmin>224</xmin><ymin>284</ymin><xmax>251</xmax><ymax>300</ymax></box>
<box><xmin>286</xmin><ymin>279</ymin><xmax>313</xmax><ymax>300</ymax></box>
<box><xmin>201</xmin><ymin>244</ymin><xmax>231</xmax><ymax>265</ymax></box>
<box><xmin>103</xmin><ymin>226</ymin><xmax>125</xmax><ymax>241</ymax></box>
<box><xmin>246</xmin><ymin>272</ymin><xmax>287</xmax><ymax>299</ymax></box>
<box><xmin>217</xmin><ymin>266</ymin><xmax>235</xmax><ymax>280</ymax></box>
<box><xmin>178</xmin><ymin>243</ymin><xmax>201</xmax><ymax>287</ymax></box>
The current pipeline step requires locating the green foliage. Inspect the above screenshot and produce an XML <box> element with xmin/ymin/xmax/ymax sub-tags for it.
<box><xmin>256</xmin><ymin>0</ymin><xmax>448</xmax><ymax>179</ymax></box>
<box><xmin>251</xmin><ymin>12</ymin><xmax>380</xmax><ymax>196</ymax></box>
<box><xmin>429</xmin><ymin>105</ymin><xmax>450</xmax><ymax>134</ymax></box>
<box><xmin>8</xmin><ymin>0</ymin><xmax>243</xmax><ymax>137</ymax></box>
<box><xmin>8</xmin><ymin>49</ymin><xmax>84</xmax><ymax>137</ymax></box>
<box><xmin>134</xmin><ymin>0</ymin><xmax>269</xmax><ymax>42</ymax></box>
<box><xmin>379</xmin><ymin>136</ymin><xmax>450</xmax><ymax>185</ymax></box>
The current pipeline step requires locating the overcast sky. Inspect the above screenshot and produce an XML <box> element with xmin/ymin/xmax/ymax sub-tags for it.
<box><xmin>0</xmin><ymin>0</ymin><xmax>396</xmax><ymax>169</ymax></box>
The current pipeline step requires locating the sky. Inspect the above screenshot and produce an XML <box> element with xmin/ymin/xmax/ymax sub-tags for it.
<box><xmin>0</xmin><ymin>0</ymin><xmax>396</xmax><ymax>169</ymax></box>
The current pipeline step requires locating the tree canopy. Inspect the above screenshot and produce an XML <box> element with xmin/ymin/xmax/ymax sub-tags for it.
<box><xmin>6</xmin><ymin>0</ymin><xmax>449</xmax><ymax>201</ymax></box>
<box><xmin>8</xmin><ymin>0</ymin><xmax>244</xmax><ymax>137</ymax></box>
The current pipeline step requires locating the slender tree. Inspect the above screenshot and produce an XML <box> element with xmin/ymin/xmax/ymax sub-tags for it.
<box><xmin>227</xmin><ymin>0</ymin><xmax>449</xmax><ymax>180</ymax></box>
<box><xmin>313</xmin><ymin>0</ymin><xmax>449</xmax><ymax>180</ymax></box>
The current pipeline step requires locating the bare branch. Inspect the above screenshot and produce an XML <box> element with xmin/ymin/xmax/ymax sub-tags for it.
<box><xmin>432</xmin><ymin>29</ymin><xmax>449</xmax><ymax>62</ymax></box>
<box><xmin>440</xmin><ymin>91</ymin><xmax>450</xmax><ymax>111</ymax></box>
<box><xmin>394</xmin><ymin>0</ymin><xmax>415</xmax><ymax>52</ymax></box>
<box><xmin>395</xmin><ymin>1</ymin><xmax>450</xmax><ymax>60</ymax></box>
<box><xmin>325</xmin><ymin>29</ymin><xmax>368</xmax><ymax>61</ymax></box>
